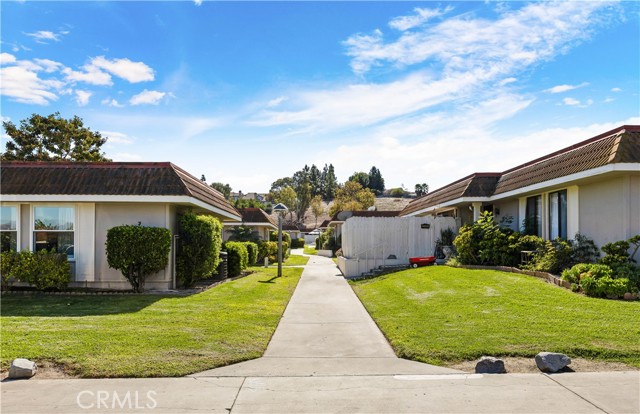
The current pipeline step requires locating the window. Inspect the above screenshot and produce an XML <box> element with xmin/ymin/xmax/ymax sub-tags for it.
<box><xmin>1</xmin><ymin>206</ymin><xmax>17</xmax><ymax>252</ymax></box>
<box><xmin>33</xmin><ymin>206</ymin><xmax>74</xmax><ymax>258</ymax></box>
<box><xmin>549</xmin><ymin>190</ymin><xmax>567</xmax><ymax>240</ymax></box>
<box><xmin>525</xmin><ymin>195</ymin><xmax>542</xmax><ymax>236</ymax></box>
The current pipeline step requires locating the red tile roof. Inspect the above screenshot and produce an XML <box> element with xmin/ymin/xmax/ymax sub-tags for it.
<box><xmin>401</xmin><ymin>125</ymin><xmax>640</xmax><ymax>216</ymax></box>
<box><xmin>239</xmin><ymin>207</ymin><xmax>277</xmax><ymax>227</ymax></box>
<box><xmin>1</xmin><ymin>161</ymin><xmax>241</xmax><ymax>219</ymax></box>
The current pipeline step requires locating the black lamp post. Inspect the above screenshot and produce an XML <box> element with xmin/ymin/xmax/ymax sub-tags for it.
<box><xmin>272</xmin><ymin>203</ymin><xmax>288</xmax><ymax>278</ymax></box>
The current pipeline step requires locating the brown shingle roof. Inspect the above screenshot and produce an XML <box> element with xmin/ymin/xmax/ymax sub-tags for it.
<box><xmin>0</xmin><ymin>161</ymin><xmax>241</xmax><ymax>219</ymax></box>
<box><xmin>494</xmin><ymin>127</ymin><xmax>640</xmax><ymax>195</ymax></box>
<box><xmin>400</xmin><ymin>125</ymin><xmax>640</xmax><ymax>216</ymax></box>
<box><xmin>400</xmin><ymin>173</ymin><xmax>500</xmax><ymax>216</ymax></box>
<box><xmin>239</xmin><ymin>207</ymin><xmax>277</xmax><ymax>227</ymax></box>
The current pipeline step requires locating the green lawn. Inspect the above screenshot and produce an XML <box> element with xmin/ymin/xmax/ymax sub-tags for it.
<box><xmin>283</xmin><ymin>254</ymin><xmax>309</xmax><ymax>266</ymax></box>
<box><xmin>351</xmin><ymin>266</ymin><xmax>640</xmax><ymax>367</ymax></box>
<box><xmin>1</xmin><ymin>267</ymin><xmax>302</xmax><ymax>378</ymax></box>
<box><xmin>303</xmin><ymin>245</ymin><xmax>317</xmax><ymax>255</ymax></box>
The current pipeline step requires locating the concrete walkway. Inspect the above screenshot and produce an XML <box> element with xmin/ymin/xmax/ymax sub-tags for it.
<box><xmin>2</xmin><ymin>254</ymin><xmax>639</xmax><ymax>413</ymax></box>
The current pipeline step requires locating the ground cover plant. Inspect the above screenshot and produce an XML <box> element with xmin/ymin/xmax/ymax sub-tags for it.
<box><xmin>280</xmin><ymin>254</ymin><xmax>309</xmax><ymax>267</ymax></box>
<box><xmin>351</xmin><ymin>266</ymin><xmax>640</xmax><ymax>367</ymax></box>
<box><xmin>1</xmin><ymin>267</ymin><xmax>302</xmax><ymax>377</ymax></box>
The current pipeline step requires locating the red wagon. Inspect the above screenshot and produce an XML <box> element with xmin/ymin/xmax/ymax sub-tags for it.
<box><xmin>409</xmin><ymin>256</ymin><xmax>436</xmax><ymax>268</ymax></box>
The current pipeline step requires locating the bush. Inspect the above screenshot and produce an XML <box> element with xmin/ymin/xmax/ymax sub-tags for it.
<box><xmin>258</xmin><ymin>241</ymin><xmax>278</xmax><ymax>263</ymax></box>
<box><xmin>291</xmin><ymin>238</ymin><xmax>305</xmax><ymax>249</ymax></box>
<box><xmin>600</xmin><ymin>240</ymin><xmax>631</xmax><ymax>268</ymax></box>
<box><xmin>526</xmin><ymin>238</ymin><xmax>573</xmax><ymax>275</ymax></box>
<box><xmin>106</xmin><ymin>224</ymin><xmax>172</xmax><ymax>292</ymax></box>
<box><xmin>571</xmin><ymin>233</ymin><xmax>600</xmax><ymax>264</ymax></box>
<box><xmin>244</xmin><ymin>241</ymin><xmax>259</xmax><ymax>265</ymax></box>
<box><xmin>0</xmin><ymin>250</ymin><xmax>71</xmax><ymax>291</ymax></box>
<box><xmin>269</xmin><ymin>231</ymin><xmax>291</xmax><ymax>246</ymax></box>
<box><xmin>176</xmin><ymin>212</ymin><xmax>223</xmax><ymax>288</ymax></box>
<box><xmin>612</xmin><ymin>262</ymin><xmax>640</xmax><ymax>293</ymax></box>
<box><xmin>223</xmin><ymin>242</ymin><xmax>249</xmax><ymax>277</ymax></box>
<box><xmin>561</xmin><ymin>263</ymin><xmax>627</xmax><ymax>298</ymax></box>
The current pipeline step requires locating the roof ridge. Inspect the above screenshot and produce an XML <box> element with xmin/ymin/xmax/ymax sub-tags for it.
<box><xmin>501</xmin><ymin>125</ymin><xmax>637</xmax><ymax>175</ymax></box>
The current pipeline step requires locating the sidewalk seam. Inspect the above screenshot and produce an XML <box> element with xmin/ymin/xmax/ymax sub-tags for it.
<box><xmin>543</xmin><ymin>374</ymin><xmax>609</xmax><ymax>414</ymax></box>
<box><xmin>227</xmin><ymin>376</ymin><xmax>246</xmax><ymax>413</ymax></box>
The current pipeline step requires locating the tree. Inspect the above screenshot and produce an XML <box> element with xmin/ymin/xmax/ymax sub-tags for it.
<box><xmin>310</xmin><ymin>195</ymin><xmax>325</xmax><ymax>228</ymax></box>
<box><xmin>368</xmin><ymin>166</ymin><xmax>385</xmax><ymax>195</ymax></box>
<box><xmin>210</xmin><ymin>182</ymin><xmax>232</xmax><ymax>200</ymax></box>
<box><xmin>227</xmin><ymin>225</ymin><xmax>260</xmax><ymax>243</ymax></box>
<box><xmin>415</xmin><ymin>183</ymin><xmax>429</xmax><ymax>197</ymax></box>
<box><xmin>309</xmin><ymin>164</ymin><xmax>322</xmax><ymax>197</ymax></box>
<box><xmin>269</xmin><ymin>185</ymin><xmax>297</xmax><ymax>222</ymax></box>
<box><xmin>322</xmin><ymin>164</ymin><xmax>338</xmax><ymax>200</ymax></box>
<box><xmin>348</xmin><ymin>172</ymin><xmax>369</xmax><ymax>189</ymax></box>
<box><xmin>328</xmin><ymin>181</ymin><xmax>375</xmax><ymax>216</ymax></box>
<box><xmin>2</xmin><ymin>112</ymin><xmax>110</xmax><ymax>161</ymax></box>
<box><xmin>389</xmin><ymin>187</ymin><xmax>407</xmax><ymax>197</ymax></box>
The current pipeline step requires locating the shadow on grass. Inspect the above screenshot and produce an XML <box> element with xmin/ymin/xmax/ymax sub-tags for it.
<box><xmin>0</xmin><ymin>294</ymin><xmax>166</xmax><ymax>317</ymax></box>
<box><xmin>258</xmin><ymin>275</ymin><xmax>281</xmax><ymax>284</ymax></box>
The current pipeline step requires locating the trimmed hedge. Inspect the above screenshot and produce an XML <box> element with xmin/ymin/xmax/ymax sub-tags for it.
<box><xmin>176</xmin><ymin>212</ymin><xmax>223</xmax><ymax>287</ymax></box>
<box><xmin>106</xmin><ymin>224</ymin><xmax>172</xmax><ymax>292</ymax></box>
<box><xmin>270</xmin><ymin>231</ymin><xmax>291</xmax><ymax>246</ymax></box>
<box><xmin>258</xmin><ymin>241</ymin><xmax>278</xmax><ymax>263</ymax></box>
<box><xmin>224</xmin><ymin>242</ymin><xmax>249</xmax><ymax>277</ymax></box>
<box><xmin>0</xmin><ymin>250</ymin><xmax>71</xmax><ymax>291</ymax></box>
<box><xmin>244</xmin><ymin>241</ymin><xmax>259</xmax><ymax>265</ymax></box>
<box><xmin>291</xmin><ymin>238</ymin><xmax>305</xmax><ymax>249</ymax></box>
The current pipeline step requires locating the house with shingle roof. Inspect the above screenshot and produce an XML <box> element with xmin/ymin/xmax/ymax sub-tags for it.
<box><xmin>400</xmin><ymin>125</ymin><xmax>640</xmax><ymax>257</ymax></box>
<box><xmin>223</xmin><ymin>207</ymin><xmax>277</xmax><ymax>241</ymax></box>
<box><xmin>0</xmin><ymin>161</ymin><xmax>241</xmax><ymax>290</ymax></box>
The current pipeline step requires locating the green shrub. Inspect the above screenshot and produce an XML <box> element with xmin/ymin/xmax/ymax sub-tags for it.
<box><xmin>291</xmin><ymin>238</ymin><xmax>305</xmax><ymax>249</ymax></box>
<box><xmin>227</xmin><ymin>225</ymin><xmax>260</xmax><ymax>243</ymax></box>
<box><xmin>258</xmin><ymin>241</ymin><xmax>278</xmax><ymax>263</ymax></box>
<box><xmin>0</xmin><ymin>250</ymin><xmax>71</xmax><ymax>291</ymax></box>
<box><xmin>106</xmin><ymin>224</ymin><xmax>172</xmax><ymax>292</ymax></box>
<box><xmin>595</xmin><ymin>277</ymin><xmax>630</xmax><ymax>298</ymax></box>
<box><xmin>244</xmin><ymin>241</ymin><xmax>259</xmax><ymax>265</ymax></box>
<box><xmin>601</xmin><ymin>240</ymin><xmax>631</xmax><ymax>268</ymax></box>
<box><xmin>611</xmin><ymin>262</ymin><xmax>640</xmax><ymax>293</ymax></box>
<box><xmin>571</xmin><ymin>233</ymin><xmax>599</xmax><ymax>264</ymax></box>
<box><xmin>176</xmin><ymin>212</ymin><xmax>223</xmax><ymax>288</ymax></box>
<box><xmin>526</xmin><ymin>238</ymin><xmax>573</xmax><ymax>275</ymax></box>
<box><xmin>223</xmin><ymin>242</ymin><xmax>248</xmax><ymax>276</ymax></box>
<box><xmin>282</xmin><ymin>241</ymin><xmax>290</xmax><ymax>259</ymax></box>
<box><xmin>269</xmin><ymin>231</ymin><xmax>291</xmax><ymax>246</ymax></box>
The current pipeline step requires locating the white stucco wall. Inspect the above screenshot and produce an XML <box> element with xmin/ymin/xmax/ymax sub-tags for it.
<box><xmin>579</xmin><ymin>175</ymin><xmax>640</xmax><ymax>260</ymax></box>
<box><xmin>494</xmin><ymin>199</ymin><xmax>519</xmax><ymax>231</ymax></box>
<box><xmin>94</xmin><ymin>203</ymin><xmax>171</xmax><ymax>289</ymax></box>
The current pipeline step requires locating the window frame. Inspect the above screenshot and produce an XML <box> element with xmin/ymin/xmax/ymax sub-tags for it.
<box><xmin>0</xmin><ymin>204</ymin><xmax>20</xmax><ymax>252</ymax></box>
<box><xmin>31</xmin><ymin>204</ymin><xmax>76</xmax><ymax>260</ymax></box>
<box><xmin>525</xmin><ymin>195</ymin><xmax>542</xmax><ymax>236</ymax></box>
<box><xmin>548</xmin><ymin>189</ymin><xmax>568</xmax><ymax>240</ymax></box>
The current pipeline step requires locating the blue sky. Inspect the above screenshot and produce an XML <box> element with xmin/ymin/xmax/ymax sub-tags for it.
<box><xmin>2</xmin><ymin>1</ymin><xmax>639</xmax><ymax>193</ymax></box>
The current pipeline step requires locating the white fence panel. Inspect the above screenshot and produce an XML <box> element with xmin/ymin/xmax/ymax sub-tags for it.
<box><xmin>340</xmin><ymin>216</ymin><xmax>457</xmax><ymax>277</ymax></box>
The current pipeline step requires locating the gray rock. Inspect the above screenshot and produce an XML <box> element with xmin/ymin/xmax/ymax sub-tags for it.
<box><xmin>8</xmin><ymin>358</ymin><xmax>37</xmax><ymax>379</ymax></box>
<box><xmin>475</xmin><ymin>356</ymin><xmax>506</xmax><ymax>374</ymax></box>
<box><xmin>535</xmin><ymin>352</ymin><xmax>571</xmax><ymax>373</ymax></box>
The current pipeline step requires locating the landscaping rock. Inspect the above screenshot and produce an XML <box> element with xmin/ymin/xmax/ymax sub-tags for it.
<box><xmin>475</xmin><ymin>356</ymin><xmax>506</xmax><ymax>374</ymax></box>
<box><xmin>623</xmin><ymin>292</ymin><xmax>637</xmax><ymax>300</ymax></box>
<box><xmin>8</xmin><ymin>358</ymin><xmax>37</xmax><ymax>379</ymax></box>
<box><xmin>535</xmin><ymin>352</ymin><xmax>571</xmax><ymax>373</ymax></box>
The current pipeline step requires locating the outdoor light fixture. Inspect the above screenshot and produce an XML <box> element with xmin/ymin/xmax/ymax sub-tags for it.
<box><xmin>273</xmin><ymin>203</ymin><xmax>288</xmax><ymax>278</ymax></box>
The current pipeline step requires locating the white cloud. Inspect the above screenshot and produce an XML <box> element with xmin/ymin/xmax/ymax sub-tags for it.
<box><xmin>194</xmin><ymin>0</ymin><xmax>203</xmax><ymax>5</ymax></box>
<box><xmin>26</xmin><ymin>30</ymin><xmax>64</xmax><ymax>44</ymax></box>
<box><xmin>611</xmin><ymin>87</ymin><xmax>622</xmax><ymax>92</ymax></box>
<box><xmin>603</xmin><ymin>97</ymin><xmax>615</xmax><ymax>103</ymax></box>
<box><xmin>74</xmin><ymin>89</ymin><xmax>92</xmax><ymax>106</ymax></box>
<box><xmin>91</xmin><ymin>56</ymin><xmax>154</xmax><ymax>83</ymax></box>
<box><xmin>563</xmin><ymin>97</ymin><xmax>580</xmax><ymax>106</ymax></box>
<box><xmin>0</xmin><ymin>65</ymin><xmax>60</xmax><ymax>105</ymax></box>
<box><xmin>389</xmin><ymin>6</ymin><xmax>453</xmax><ymax>31</ymax></box>
<box><xmin>101</xmin><ymin>98</ymin><xmax>124</xmax><ymax>108</ymax></box>
<box><xmin>267</xmin><ymin>96</ymin><xmax>288</xmax><ymax>108</ymax></box>
<box><xmin>32</xmin><ymin>58</ymin><xmax>64</xmax><ymax>73</ymax></box>
<box><xmin>63</xmin><ymin>65</ymin><xmax>112</xmax><ymax>86</ymax></box>
<box><xmin>0</xmin><ymin>53</ymin><xmax>17</xmax><ymax>65</ymax></box>
<box><xmin>344</xmin><ymin>2</ymin><xmax>613</xmax><ymax>75</ymax></box>
<box><xmin>562</xmin><ymin>97</ymin><xmax>593</xmax><ymax>107</ymax></box>
<box><xmin>129</xmin><ymin>89</ymin><xmax>166</xmax><ymax>105</ymax></box>
<box><xmin>102</xmin><ymin>131</ymin><xmax>134</xmax><ymax>145</ymax></box>
<box><xmin>545</xmin><ymin>82</ymin><xmax>589</xmax><ymax>94</ymax></box>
